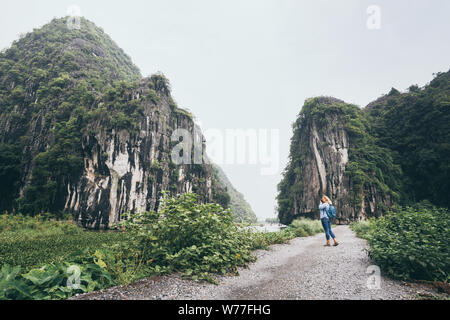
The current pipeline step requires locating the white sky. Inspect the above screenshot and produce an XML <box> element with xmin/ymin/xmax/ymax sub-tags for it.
<box><xmin>1</xmin><ymin>0</ymin><xmax>449</xmax><ymax>220</ymax></box>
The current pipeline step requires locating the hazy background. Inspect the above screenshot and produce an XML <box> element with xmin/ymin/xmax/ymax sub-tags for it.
<box><xmin>1</xmin><ymin>0</ymin><xmax>449</xmax><ymax>221</ymax></box>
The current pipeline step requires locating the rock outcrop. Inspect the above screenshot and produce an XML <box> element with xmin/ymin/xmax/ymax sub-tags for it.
<box><xmin>277</xmin><ymin>97</ymin><xmax>396</xmax><ymax>225</ymax></box>
<box><xmin>0</xmin><ymin>17</ymin><xmax>251</xmax><ymax>228</ymax></box>
<box><xmin>63</xmin><ymin>80</ymin><xmax>214</xmax><ymax>229</ymax></box>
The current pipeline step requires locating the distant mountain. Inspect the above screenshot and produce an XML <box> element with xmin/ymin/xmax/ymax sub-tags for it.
<box><xmin>212</xmin><ymin>164</ymin><xmax>257</xmax><ymax>223</ymax></box>
<box><xmin>277</xmin><ymin>70</ymin><xmax>450</xmax><ymax>224</ymax></box>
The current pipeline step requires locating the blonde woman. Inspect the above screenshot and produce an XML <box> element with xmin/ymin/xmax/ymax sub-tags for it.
<box><xmin>319</xmin><ymin>196</ymin><xmax>339</xmax><ymax>247</ymax></box>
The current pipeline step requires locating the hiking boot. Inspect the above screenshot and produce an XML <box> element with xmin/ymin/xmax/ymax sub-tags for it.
<box><xmin>324</xmin><ymin>240</ymin><xmax>331</xmax><ymax>247</ymax></box>
<box><xmin>333</xmin><ymin>240</ymin><xmax>339</xmax><ymax>246</ymax></box>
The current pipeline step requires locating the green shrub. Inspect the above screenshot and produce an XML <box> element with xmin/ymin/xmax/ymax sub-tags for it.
<box><xmin>150</xmin><ymin>160</ymin><xmax>161</xmax><ymax>172</ymax></box>
<box><xmin>356</xmin><ymin>204</ymin><xmax>450</xmax><ymax>282</ymax></box>
<box><xmin>288</xmin><ymin>218</ymin><xmax>323</xmax><ymax>237</ymax></box>
<box><xmin>118</xmin><ymin>193</ymin><xmax>256</xmax><ymax>282</ymax></box>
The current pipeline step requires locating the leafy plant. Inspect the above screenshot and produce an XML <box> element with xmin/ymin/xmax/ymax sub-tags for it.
<box><xmin>0</xmin><ymin>255</ymin><xmax>115</xmax><ymax>300</ymax></box>
<box><xmin>366</xmin><ymin>71</ymin><xmax>450</xmax><ymax>207</ymax></box>
<box><xmin>1</xmin><ymin>202</ymin><xmax>331</xmax><ymax>299</ymax></box>
<box><xmin>351</xmin><ymin>204</ymin><xmax>450</xmax><ymax>282</ymax></box>
<box><xmin>117</xmin><ymin>193</ymin><xmax>256</xmax><ymax>282</ymax></box>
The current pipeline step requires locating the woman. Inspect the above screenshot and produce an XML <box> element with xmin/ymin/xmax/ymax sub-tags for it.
<box><xmin>319</xmin><ymin>196</ymin><xmax>339</xmax><ymax>247</ymax></box>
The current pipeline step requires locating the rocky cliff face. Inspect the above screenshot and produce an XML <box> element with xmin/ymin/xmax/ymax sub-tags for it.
<box><xmin>277</xmin><ymin>97</ymin><xmax>397</xmax><ymax>225</ymax></box>
<box><xmin>0</xmin><ymin>17</ymin><xmax>247</xmax><ymax>228</ymax></box>
<box><xmin>63</xmin><ymin>80</ymin><xmax>214</xmax><ymax>229</ymax></box>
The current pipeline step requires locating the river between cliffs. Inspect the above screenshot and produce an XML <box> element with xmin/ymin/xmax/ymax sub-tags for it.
<box><xmin>71</xmin><ymin>226</ymin><xmax>442</xmax><ymax>300</ymax></box>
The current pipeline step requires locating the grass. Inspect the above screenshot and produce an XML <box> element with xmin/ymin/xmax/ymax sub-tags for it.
<box><xmin>288</xmin><ymin>218</ymin><xmax>323</xmax><ymax>237</ymax></box>
<box><xmin>0</xmin><ymin>214</ymin><xmax>129</xmax><ymax>272</ymax></box>
<box><xmin>248</xmin><ymin>218</ymin><xmax>324</xmax><ymax>250</ymax></box>
<box><xmin>349</xmin><ymin>219</ymin><xmax>372</xmax><ymax>239</ymax></box>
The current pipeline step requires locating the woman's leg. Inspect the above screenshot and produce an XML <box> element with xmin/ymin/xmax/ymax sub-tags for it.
<box><xmin>328</xmin><ymin>220</ymin><xmax>339</xmax><ymax>246</ymax></box>
<box><xmin>321</xmin><ymin>218</ymin><xmax>331</xmax><ymax>241</ymax></box>
<box><xmin>328</xmin><ymin>220</ymin><xmax>336</xmax><ymax>239</ymax></box>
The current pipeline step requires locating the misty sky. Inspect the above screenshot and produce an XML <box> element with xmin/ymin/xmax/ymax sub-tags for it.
<box><xmin>1</xmin><ymin>0</ymin><xmax>449</xmax><ymax>220</ymax></box>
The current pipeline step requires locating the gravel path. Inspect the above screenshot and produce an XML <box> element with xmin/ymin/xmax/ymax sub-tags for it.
<box><xmin>72</xmin><ymin>226</ymin><xmax>442</xmax><ymax>300</ymax></box>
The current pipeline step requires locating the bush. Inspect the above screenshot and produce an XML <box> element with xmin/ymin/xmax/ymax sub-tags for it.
<box><xmin>118</xmin><ymin>193</ymin><xmax>256</xmax><ymax>282</ymax></box>
<box><xmin>353</xmin><ymin>204</ymin><xmax>450</xmax><ymax>282</ymax></box>
<box><xmin>288</xmin><ymin>218</ymin><xmax>323</xmax><ymax>237</ymax></box>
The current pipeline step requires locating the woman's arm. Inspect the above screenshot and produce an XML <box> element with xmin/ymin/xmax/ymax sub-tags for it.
<box><xmin>319</xmin><ymin>203</ymin><xmax>329</xmax><ymax>210</ymax></box>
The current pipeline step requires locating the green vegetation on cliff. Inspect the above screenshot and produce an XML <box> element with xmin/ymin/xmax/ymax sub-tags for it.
<box><xmin>278</xmin><ymin>70</ymin><xmax>450</xmax><ymax>223</ymax></box>
<box><xmin>365</xmin><ymin>71</ymin><xmax>450</xmax><ymax>208</ymax></box>
<box><xmin>0</xmin><ymin>17</ymin><xmax>144</xmax><ymax>215</ymax></box>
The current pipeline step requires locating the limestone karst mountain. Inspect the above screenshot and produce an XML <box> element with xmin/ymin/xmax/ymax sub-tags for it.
<box><xmin>277</xmin><ymin>70</ymin><xmax>450</xmax><ymax>224</ymax></box>
<box><xmin>277</xmin><ymin>97</ymin><xmax>399</xmax><ymax>224</ymax></box>
<box><xmin>0</xmin><ymin>17</ymin><xmax>254</xmax><ymax>228</ymax></box>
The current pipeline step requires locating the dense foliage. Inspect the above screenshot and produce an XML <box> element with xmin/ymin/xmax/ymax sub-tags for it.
<box><xmin>365</xmin><ymin>71</ymin><xmax>450</xmax><ymax>207</ymax></box>
<box><xmin>0</xmin><ymin>256</ymin><xmax>115</xmax><ymax>300</ymax></box>
<box><xmin>117</xmin><ymin>193</ymin><xmax>256</xmax><ymax>282</ymax></box>
<box><xmin>351</xmin><ymin>203</ymin><xmax>450</xmax><ymax>282</ymax></box>
<box><xmin>0</xmin><ymin>17</ymin><xmax>144</xmax><ymax>215</ymax></box>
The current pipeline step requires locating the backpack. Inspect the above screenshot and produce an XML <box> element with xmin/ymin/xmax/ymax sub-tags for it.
<box><xmin>326</xmin><ymin>205</ymin><xmax>336</xmax><ymax>219</ymax></box>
